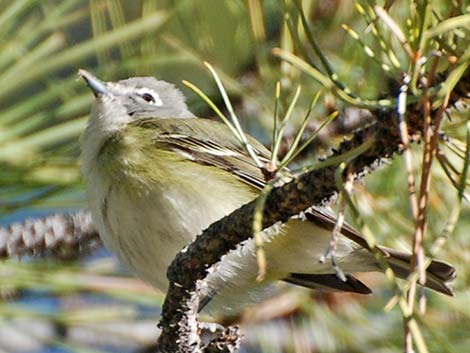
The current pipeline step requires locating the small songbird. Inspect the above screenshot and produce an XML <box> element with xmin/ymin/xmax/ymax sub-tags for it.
<box><xmin>79</xmin><ymin>70</ymin><xmax>455</xmax><ymax>315</ymax></box>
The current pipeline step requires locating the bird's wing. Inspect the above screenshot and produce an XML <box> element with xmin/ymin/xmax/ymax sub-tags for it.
<box><xmin>132</xmin><ymin>117</ymin><xmax>271</xmax><ymax>190</ymax></box>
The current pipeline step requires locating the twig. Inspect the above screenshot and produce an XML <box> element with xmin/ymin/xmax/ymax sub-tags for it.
<box><xmin>406</xmin><ymin>60</ymin><xmax>451</xmax><ymax>353</ymax></box>
<box><xmin>396</xmin><ymin>75</ymin><xmax>420</xmax><ymax>353</ymax></box>
<box><xmin>203</xmin><ymin>327</ymin><xmax>241</xmax><ymax>353</ymax></box>
<box><xmin>319</xmin><ymin>163</ymin><xmax>350</xmax><ymax>282</ymax></box>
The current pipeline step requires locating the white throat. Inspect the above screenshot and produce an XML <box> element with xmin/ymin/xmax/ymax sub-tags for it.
<box><xmin>80</xmin><ymin>96</ymin><xmax>132</xmax><ymax>178</ymax></box>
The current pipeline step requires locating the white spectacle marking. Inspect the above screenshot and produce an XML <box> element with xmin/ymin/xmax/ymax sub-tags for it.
<box><xmin>135</xmin><ymin>88</ymin><xmax>163</xmax><ymax>106</ymax></box>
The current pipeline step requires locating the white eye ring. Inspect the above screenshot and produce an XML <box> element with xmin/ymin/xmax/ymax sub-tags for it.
<box><xmin>135</xmin><ymin>88</ymin><xmax>163</xmax><ymax>106</ymax></box>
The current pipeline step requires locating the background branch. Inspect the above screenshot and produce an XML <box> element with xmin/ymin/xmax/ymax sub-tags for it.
<box><xmin>0</xmin><ymin>211</ymin><xmax>99</xmax><ymax>260</ymax></box>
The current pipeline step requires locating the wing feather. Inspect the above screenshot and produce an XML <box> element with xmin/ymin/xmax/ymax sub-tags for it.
<box><xmin>133</xmin><ymin>118</ymin><xmax>269</xmax><ymax>190</ymax></box>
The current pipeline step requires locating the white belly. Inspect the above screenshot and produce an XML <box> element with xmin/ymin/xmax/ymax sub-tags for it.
<box><xmin>86</xmin><ymin>166</ymin><xmax>374</xmax><ymax>315</ymax></box>
<box><xmin>87</xmin><ymin>165</ymin><xmax>260</xmax><ymax>293</ymax></box>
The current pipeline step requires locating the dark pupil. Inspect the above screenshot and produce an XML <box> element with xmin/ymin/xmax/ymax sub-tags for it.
<box><xmin>142</xmin><ymin>93</ymin><xmax>155</xmax><ymax>103</ymax></box>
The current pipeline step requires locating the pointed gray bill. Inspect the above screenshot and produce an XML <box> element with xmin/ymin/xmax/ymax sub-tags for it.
<box><xmin>79</xmin><ymin>69</ymin><xmax>110</xmax><ymax>96</ymax></box>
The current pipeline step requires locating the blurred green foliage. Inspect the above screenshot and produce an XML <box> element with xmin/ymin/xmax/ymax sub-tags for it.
<box><xmin>1</xmin><ymin>0</ymin><xmax>469</xmax><ymax>352</ymax></box>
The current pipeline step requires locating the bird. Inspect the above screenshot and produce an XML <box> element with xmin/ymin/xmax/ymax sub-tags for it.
<box><xmin>79</xmin><ymin>69</ymin><xmax>455</xmax><ymax>316</ymax></box>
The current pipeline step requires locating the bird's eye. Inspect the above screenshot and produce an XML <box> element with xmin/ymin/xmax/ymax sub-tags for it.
<box><xmin>141</xmin><ymin>92</ymin><xmax>156</xmax><ymax>103</ymax></box>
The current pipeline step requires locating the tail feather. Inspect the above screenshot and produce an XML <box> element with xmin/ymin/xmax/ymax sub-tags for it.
<box><xmin>381</xmin><ymin>246</ymin><xmax>456</xmax><ymax>296</ymax></box>
<box><xmin>284</xmin><ymin>273</ymin><xmax>372</xmax><ymax>294</ymax></box>
<box><xmin>304</xmin><ymin>208</ymin><xmax>456</xmax><ymax>296</ymax></box>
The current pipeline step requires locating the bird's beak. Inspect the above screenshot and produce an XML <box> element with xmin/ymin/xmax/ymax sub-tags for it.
<box><xmin>78</xmin><ymin>69</ymin><xmax>110</xmax><ymax>97</ymax></box>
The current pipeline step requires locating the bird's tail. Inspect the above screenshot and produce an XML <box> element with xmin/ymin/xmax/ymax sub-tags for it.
<box><xmin>380</xmin><ymin>246</ymin><xmax>456</xmax><ymax>296</ymax></box>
